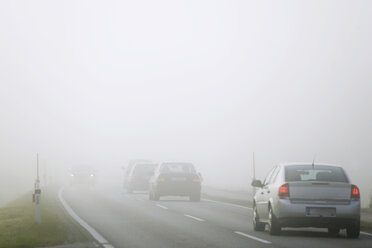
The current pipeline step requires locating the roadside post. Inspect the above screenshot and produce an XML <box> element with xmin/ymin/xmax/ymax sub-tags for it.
<box><xmin>252</xmin><ymin>152</ymin><xmax>256</xmax><ymax>196</ymax></box>
<box><xmin>33</xmin><ymin>153</ymin><xmax>42</xmax><ymax>224</ymax></box>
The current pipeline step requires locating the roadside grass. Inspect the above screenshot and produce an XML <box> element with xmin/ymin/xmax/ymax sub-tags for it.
<box><xmin>0</xmin><ymin>190</ymin><xmax>68</xmax><ymax>248</ymax></box>
<box><xmin>0</xmin><ymin>187</ymin><xmax>91</xmax><ymax>248</ymax></box>
<box><xmin>361</xmin><ymin>221</ymin><xmax>372</xmax><ymax>233</ymax></box>
<box><xmin>361</xmin><ymin>208</ymin><xmax>372</xmax><ymax>214</ymax></box>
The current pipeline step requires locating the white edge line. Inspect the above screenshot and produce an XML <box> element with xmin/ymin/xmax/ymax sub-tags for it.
<box><xmin>156</xmin><ymin>204</ymin><xmax>168</xmax><ymax>210</ymax></box>
<box><xmin>234</xmin><ymin>231</ymin><xmax>272</xmax><ymax>244</ymax></box>
<box><xmin>103</xmin><ymin>245</ymin><xmax>115</xmax><ymax>248</ymax></box>
<box><xmin>361</xmin><ymin>231</ymin><xmax>372</xmax><ymax>237</ymax></box>
<box><xmin>184</xmin><ymin>214</ymin><xmax>205</xmax><ymax>222</ymax></box>
<box><xmin>58</xmin><ymin>186</ymin><xmax>114</xmax><ymax>247</ymax></box>
<box><xmin>202</xmin><ymin>198</ymin><xmax>253</xmax><ymax>210</ymax></box>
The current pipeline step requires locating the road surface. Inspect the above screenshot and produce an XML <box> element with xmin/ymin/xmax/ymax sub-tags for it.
<box><xmin>61</xmin><ymin>183</ymin><xmax>372</xmax><ymax>248</ymax></box>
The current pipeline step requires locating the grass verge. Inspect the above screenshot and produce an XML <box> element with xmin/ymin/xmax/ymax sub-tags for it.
<box><xmin>362</xmin><ymin>208</ymin><xmax>372</xmax><ymax>214</ymax></box>
<box><xmin>0</xmin><ymin>186</ymin><xmax>91</xmax><ymax>248</ymax></box>
<box><xmin>361</xmin><ymin>221</ymin><xmax>372</xmax><ymax>233</ymax></box>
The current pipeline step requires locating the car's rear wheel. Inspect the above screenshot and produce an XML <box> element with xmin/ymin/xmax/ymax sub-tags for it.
<box><xmin>268</xmin><ymin>207</ymin><xmax>281</xmax><ymax>235</ymax></box>
<box><xmin>190</xmin><ymin>192</ymin><xmax>201</xmax><ymax>202</ymax></box>
<box><xmin>253</xmin><ymin>205</ymin><xmax>265</xmax><ymax>231</ymax></box>
<box><xmin>346</xmin><ymin>220</ymin><xmax>360</xmax><ymax>239</ymax></box>
<box><xmin>328</xmin><ymin>227</ymin><xmax>340</xmax><ymax>236</ymax></box>
<box><xmin>153</xmin><ymin>191</ymin><xmax>160</xmax><ymax>201</ymax></box>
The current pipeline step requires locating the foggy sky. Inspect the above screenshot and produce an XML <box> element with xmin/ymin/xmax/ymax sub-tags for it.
<box><xmin>1</xmin><ymin>1</ymin><xmax>372</xmax><ymax>205</ymax></box>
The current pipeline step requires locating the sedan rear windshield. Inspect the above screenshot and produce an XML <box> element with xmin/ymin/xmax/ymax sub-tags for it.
<box><xmin>160</xmin><ymin>163</ymin><xmax>196</xmax><ymax>174</ymax></box>
<box><xmin>285</xmin><ymin>165</ymin><xmax>348</xmax><ymax>182</ymax></box>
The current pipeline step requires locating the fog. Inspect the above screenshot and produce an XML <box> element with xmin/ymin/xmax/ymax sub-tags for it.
<box><xmin>1</xmin><ymin>1</ymin><xmax>372</xmax><ymax>206</ymax></box>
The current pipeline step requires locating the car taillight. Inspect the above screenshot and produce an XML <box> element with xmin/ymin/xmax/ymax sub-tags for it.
<box><xmin>351</xmin><ymin>184</ymin><xmax>360</xmax><ymax>200</ymax></box>
<box><xmin>157</xmin><ymin>177</ymin><xmax>165</xmax><ymax>182</ymax></box>
<box><xmin>278</xmin><ymin>183</ymin><xmax>290</xmax><ymax>198</ymax></box>
<box><xmin>192</xmin><ymin>178</ymin><xmax>200</xmax><ymax>183</ymax></box>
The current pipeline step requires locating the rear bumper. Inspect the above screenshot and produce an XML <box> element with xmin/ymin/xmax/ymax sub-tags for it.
<box><xmin>274</xmin><ymin>199</ymin><xmax>360</xmax><ymax>228</ymax></box>
<box><xmin>278</xmin><ymin>217</ymin><xmax>359</xmax><ymax>228</ymax></box>
<box><xmin>128</xmin><ymin>181</ymin><xmax>150</xmax><ymax>190</ymax></box>
<box><xmin>157</xmin><ymin>183</ymin><xmax>201</xmax><ymax>196</ymax></box>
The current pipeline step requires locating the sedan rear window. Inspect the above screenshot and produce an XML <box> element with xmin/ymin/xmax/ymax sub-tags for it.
<box><xmin>285</xmin><ymin>165</ymin><xmax>348</xmax><ymax>182</ymax></box>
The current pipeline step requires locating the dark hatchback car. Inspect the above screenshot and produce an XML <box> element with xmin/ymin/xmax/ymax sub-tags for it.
<box><xmin>126</xmin><ymin>163</ymin><xmax>157</xmax><ymax>193</ymax></box>
<box><xmin>69</xmin><ymin>165</ymin><xmax>96</xmax><ymax>186</ymax></box>
<box><xmin>149</xmin><ymin>162</ymin><xmax>202</xmax><ymax>201</ymax></box>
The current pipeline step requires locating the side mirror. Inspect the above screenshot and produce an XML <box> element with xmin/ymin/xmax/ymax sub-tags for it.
<box><xmin>251</xmin><ymin>179</ymin><xmax>263</xmax><ymax>188</ymax></box>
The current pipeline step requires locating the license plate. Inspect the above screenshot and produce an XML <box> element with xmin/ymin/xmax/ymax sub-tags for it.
<box><xmin>171</xmin><ymin>177</ymin><xmax>186</xmax><ymax>181</ymax></box>
<box><xmin>306</xmin><ymin>207</ymin><xmax>336</xmax><ymax>217</ymax></box>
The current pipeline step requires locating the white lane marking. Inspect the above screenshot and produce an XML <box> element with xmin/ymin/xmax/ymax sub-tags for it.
<box><xmin>234</xmin><ymin>231</ymin><xmax>272</xmax><ymax>244</ymax></box>
<box><xmin>184</xmin><ymin>214</ymin><xmax>205</xmax><ymax>222</ymax></box>
<box><xmin>103</xmin><ymin>245</ymin><xmax>115</xmax><ymax>248</ymax></box>
<box><xmin>156</xmin><ymin>204</ymin><xmax>168</xmax><ymax>210</ymax></box>
<box><xmin>202</xmin><ymin>198</ymin><xmax>253</xmax><ymax>210</ymax></box>
<box><xmin>361</xmin><ymin>231</ymin><xmax>372</xmax><ymax>237</ymax></box>
<box><xmin>58</xmin><ymin>187</ymin><xmax>115</xmax><ymax>248</ymax></box>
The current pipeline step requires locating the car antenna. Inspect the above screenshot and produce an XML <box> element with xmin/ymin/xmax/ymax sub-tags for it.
<box><xmin>312</xmin><ymin>155</ymin><xmax>316</xmax><ymax>168</ymax></box>
<box><xmin>253</xmin><ymin>152</ymin><xmax>256</xmax><ymax>180</ymax></box>
<box><xmin>252</xmin><ymin>152</ymin><xmax>256</xmax><ymax>195</ymax></box>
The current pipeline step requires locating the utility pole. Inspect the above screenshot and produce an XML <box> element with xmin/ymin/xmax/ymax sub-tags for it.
<box><xmin>252</xmin><ymin>152</ymin><xmax>256</xmax><ymax>196</ymax></box>
<box><xmin>253</xmin><ymin>152</ymin><xmax>256</xmax><ymax>180</ymax></box>
<box><xmin>33</xmin><ymin>153</ymin><xmax>41</xmax><ymax>224</ymax></box>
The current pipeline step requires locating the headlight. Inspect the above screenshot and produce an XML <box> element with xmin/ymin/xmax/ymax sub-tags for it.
<box><xmin>90</xmin><ymin>174</ymin><xmax>94</xmax><ymax>177</ymax></box>
<box><xmin>70</xmin><ymin>174</ymin><xmax>74</xmax><ymax>177</ymax></box>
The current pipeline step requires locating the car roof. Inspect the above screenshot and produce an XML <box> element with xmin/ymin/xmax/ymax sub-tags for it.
<box><xmin>278</xmin><ymin>162</ymin><xmax>343</xmax><ymax>168</ymax></box>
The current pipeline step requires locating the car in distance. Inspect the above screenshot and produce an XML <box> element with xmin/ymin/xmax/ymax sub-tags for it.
<box><xmin>123</xmin><ymin>159</ymin><xmax>151</xmax><ymax>189</ymax></box>
<box><xmin>149</xmin><ymin>162</ymin><xmax>202</xmax><ymax>201</ymax></box>
<box><xmin>251</xmin><ymin>163</ymin><xmax>360</xmax><ymax>238</ymax></box>
<box><xmin>126</xmin><ymin>162</ymin><xmax>157</xmax><ymax>193</ymax></box>
<box><xmin>69</xmin><ymin>165</ymin><xmax>96</xmax><ymax>186</ymax></box>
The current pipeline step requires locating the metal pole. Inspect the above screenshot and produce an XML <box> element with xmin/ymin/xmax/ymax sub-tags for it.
<box><xmin>252</xmin><ymin>152</ymin><xmax>256</xmax><ymax>196</ymax></box>
<box><xmin>253</xmin><ymin>152</ymin><xmax>256</xmax><ymax>180</ymax></box>
<box><xmin>34</xmin><ymin>153</ymin><xmax>41</xmax><ymax>224</ymax></box>
<box><xmin>37</xmin><ymin>153</ymin><xmax>39</xmax><ymax>181</ymax></box>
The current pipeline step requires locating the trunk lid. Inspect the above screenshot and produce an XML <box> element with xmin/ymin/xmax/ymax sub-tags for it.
<box><xmin>161</xmin><ymin>173</ymin><xmax>199</xmax><ymax>184</ymax></box>
<box><xmin>289</xmin><ymin>181</ymin><xmax>351</xmax><ymax>204</ymax></box>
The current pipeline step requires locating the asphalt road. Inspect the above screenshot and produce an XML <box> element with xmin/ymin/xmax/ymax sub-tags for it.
<box><xmin>61</xmin><ymin>183</ymin><xmax>372</xmax><ymax>248</ymax></box>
